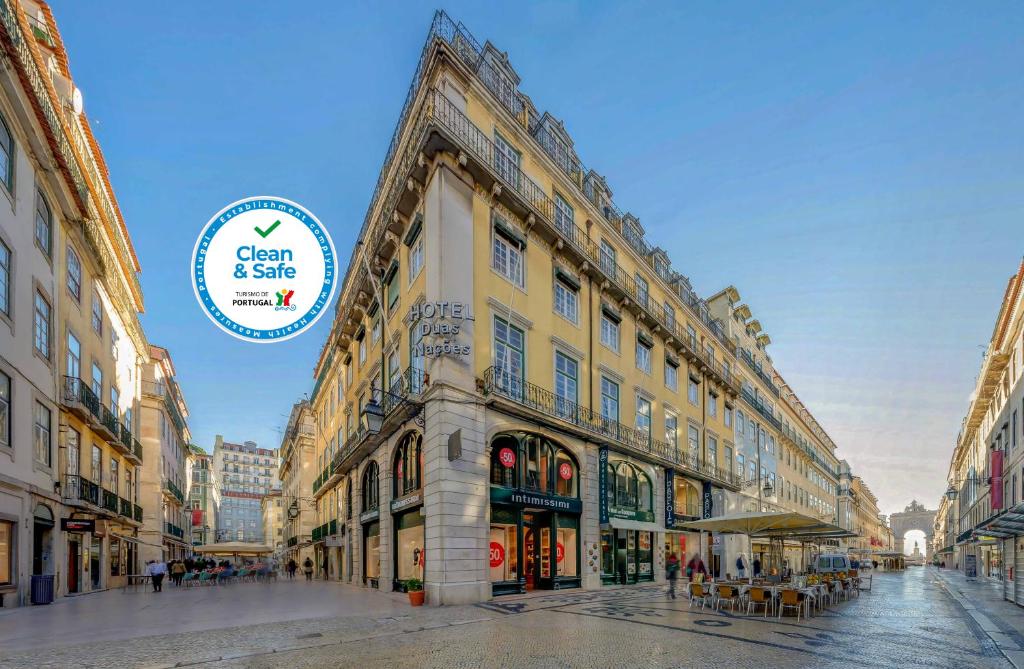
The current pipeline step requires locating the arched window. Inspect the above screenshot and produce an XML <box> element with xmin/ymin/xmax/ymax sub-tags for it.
<box><xmin>488</xmin><ymin>432</ymin><xmax>578</xmax><ymax>497</ymax></box>
<box><xmin>362</xmin><ymin>462</ymin><xmax>379</xmax><ymax>512</ymax></box>
<box><xmin>393</xmin><ymin>432</ymin><xmax>422</xmax><ymax>497</ymax></box>
<box><xmin>607</xmin><ymin>461</ymin><xmax>652</xmax><ymax>512</ymax></box>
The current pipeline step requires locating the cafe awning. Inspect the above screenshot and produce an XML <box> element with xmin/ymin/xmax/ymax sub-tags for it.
<box><xmin>608</xmin><ymin>517</ymin><xmax>662</xmax><ymax>533</ymax></box>
<box><xmin>678</xmin><ymin>511</ymin><xmax>842</xmax><ymax>537</ymax></box>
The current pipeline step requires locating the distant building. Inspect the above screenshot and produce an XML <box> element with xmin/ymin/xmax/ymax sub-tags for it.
<box><xmin>212</xmin><ymin>437</ymin><xmax>279</xmax><ymax>543</ymax></box>
<box><xmin>279</xmin><ymin>401</ymin><xmax>316</xmax><ymax>565</ymax></box>
<box><xmin>188</xmin><ymin>444</ymin><xmax>219</xmax><ymax>547</ymax></box>
<box><xmin>140</xmin><ymin>346</ymin><xmax>192</xmax><ymax>562</ymax></box>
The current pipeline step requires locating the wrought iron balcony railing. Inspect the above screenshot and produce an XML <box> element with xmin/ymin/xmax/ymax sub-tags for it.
<box><xmin>62</xmin><ymin>376</ymin><xmax>101</xmax><ymax>421</ymax></box>
<box><xmin>120</xmin><ymin>497</ymin><xmax>133</xmax><ymax>518</ymax></box>
<box><xmin>163</xmin><ymin>479</ymin><xmax>185</xmax><ymax>504</ymax></box>
<box><xmin>740</xmin><ymin>388</ymin><xmax>781</xmax><ymax>431</ymax></box>
<box><xmin>102</xmin><ymin>489</ymin><xmax>119</xmax><ymax>513</ymax></box>
<box><xmin>63</xmin><ymin>474</ymin><xmax>99</xmax><ymax>507</ymax></box>
<box><xmin>165</xmin><ymin>522</ymin><xmax>184</xmax><ymax>539</ymax></box>
<box><xmin>740</xmin><ymin>349</ymin><xmax>780</xmax><ymax>398</ymax></box>
<box><xmin>482</xmin><ymin>367</ymin><xmax>739</xmax><ymax>488</ymax></box>
<box><xmin>134</xmin><ymin>504</ymin><xmax>143</xmax><ymax>523</ymax></box>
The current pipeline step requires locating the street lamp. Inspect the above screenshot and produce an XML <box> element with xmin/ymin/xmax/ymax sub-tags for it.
<box><xmin>361</xmin><ymin>398</ymin><xmax>384</xmax><ymax>434</ymax></box>
<box><xmin>945</xmin><ymin>476</ymin><xmax>987</xmax><ymax>502</ymax></box>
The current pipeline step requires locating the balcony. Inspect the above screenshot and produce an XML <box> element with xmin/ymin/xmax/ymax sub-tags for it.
<box><xmin>62</xmin><ymin>376</ymin><xmax>102</xmax><ymax>423</ymax></box>
<box><xmin>740</xmin><ymin>388</ymin><xmax>781</xmax><ymax>431</ymax></box>
<box><xmin>779</xmin><ymin>426</ymin><xmax>838</xmax><ymax>479</ymax></box>
<box><xmin>101</xmin><ymin>489</ymin><xmax>119</xmax><ymax>514</ymax></box>
<box><xmin>164</xmin><ymin>522</ymin><xmax>185</xmax><ymax>540</ymax></box>
<box><xmin>162</xmin><ymin>479</ymin><xmax>185</xmax><ymax>505</ymax></box>
<box><xmin>63</xmin><ymin>474</ymin><xmax>100</xmax><ymax>508</ymax></box>
<box><xmin>287</xmin><ymin>536</ymin><xmax>298</xmax><ymax>548</ymax></box>
<box><xmin>119</xmin><ymin>422</ymin><xmax>143</xmax><ymax>463</ymax></box>
<box><xmin>740</xmin><ymin>350</ymin><xmax>780</xmax><ymax>398</ymax></box>
<box><xmin>481</xmin><ymin>367</ymin><xmax>739</xmax><ymax>489</ymax></box>
<box><xmin>134</xmin><ymin>504</ymin><xmax>143</xmax><ymax>523</ymax></box>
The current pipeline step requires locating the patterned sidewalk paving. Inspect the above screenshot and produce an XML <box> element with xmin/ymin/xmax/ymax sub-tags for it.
<box><xmin>0</xmin><ymin>568</ymin><xmax>1010</xmax><ymax>668</ymax></box>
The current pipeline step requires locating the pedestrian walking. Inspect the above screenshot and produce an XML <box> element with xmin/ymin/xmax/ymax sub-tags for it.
<box><xmin>287</xmin><ymin>558</ymin><xmax>297</xmax><ymax>579</ymax></box>
<box><xmin>752</xmin><ymin>556</ymin><xmax>762</xmax><ymax>578</ymax></box>
<box><xmin>736</xmin><ymin>554</ymin><xmax>746</xmax><ymax>580</ymax></box>
<box><xmin>322</xmin><ymin>555</ymin><xmax>329</xmax><ymax>580</ymax></box>
<box><xmin>666</xmin><ymin>552</ymin><xmax>680</xmax><ymax>599</ymax></box>
<box><xmin>147</xmin><ymin>559</ymin><xmax>168</xmax><ymax>592</ymax></box>
<box><xmin>171</xmin><ymin>559</ymin><xmax>186</xmax><ymax>586</ymax></box>
<box><xmin>686</xmin><ymin>555</ymin><xmax>708</xmax><ymax>582</ymax></box>
<box><xmin>303</xmin><ymin>557</ymin><xmax>314</xmax><ymax>581</ymax></box>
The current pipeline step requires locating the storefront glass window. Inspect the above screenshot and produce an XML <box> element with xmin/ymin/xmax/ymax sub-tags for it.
<box><xmin>110</xmin><ymin>538</ymin><xmax>121</xmax><ymax>576</ymax></box>
<box><xmin>362</xmin><ymin>462</ymin><xmax>379</xmax><ymax>512</ymax></box>
<box><xmin>395</xmin><ymin>513</ymin><xmax>424</xmax><ymax>581</ymax></box>
<box><xmin>637</xmin><ymin>531</ymin><xmax>653</xmax><ymax>580</ymax></box>
<box><xmin>365</xmin><ymin>522</ymin><xmax>380</xmax><ymax>580</ymax></box>
<box><xmin>556</xmin><ymin>516</ymin><xmax>578</xmax><ymax>577</ymax></box>
<box><xmin>0</xmin><ymin>521</ymin><xmax>11</xmax><ymax>585</ymax></box>
<box><xmin>489</xmin><ymin>523</ymin><xmax>518</xmax><ymax>582</ymax></box>
<box><xmin>490</xmin><ymin>434</ymin><xmax>518</xmax><ymax>487</ymax></box>
<box><xmin>600</xmin><ymin>528</ymin><xmax>614</xmax><ymax>578</ymax></box>
<box><xmin>393</xmin><ymin>432</ymin><xmax>422</xmax><ymax>497</ymax></box>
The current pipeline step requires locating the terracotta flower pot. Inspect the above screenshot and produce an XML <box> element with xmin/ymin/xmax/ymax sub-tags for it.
<box><xmin>408</xmin><ymin>589</ymin><xmax>425</xmax><ymax>606</ymax></box>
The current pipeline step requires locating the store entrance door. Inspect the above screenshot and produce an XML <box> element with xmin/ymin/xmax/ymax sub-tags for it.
<box><xmin>523</xmin><ymin>512</ymin><xmax>552</xmax><ymax>591</ymax></box>
<box><xmin>68</xmin><ymin>539</ymin><xmax>80</xmax><ymax>593</ymax></box>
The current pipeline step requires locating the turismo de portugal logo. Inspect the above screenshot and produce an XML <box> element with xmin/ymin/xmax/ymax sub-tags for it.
<box><xmin>191</xmin><ymin>196</ymin><xmax>337</xmax><ymax>343</ymax></box>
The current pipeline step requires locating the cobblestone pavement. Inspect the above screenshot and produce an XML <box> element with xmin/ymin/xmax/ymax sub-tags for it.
<box><xmin>0</xmin><ymin>568</ymin><xmax>1012</xmax><ymax>668</ymax></box>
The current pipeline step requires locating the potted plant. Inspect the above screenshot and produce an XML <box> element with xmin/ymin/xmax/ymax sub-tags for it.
<box><xmin>405</xmin><ymin>578</ymin><xmax>424</xmax><ymax>606</ymax></box>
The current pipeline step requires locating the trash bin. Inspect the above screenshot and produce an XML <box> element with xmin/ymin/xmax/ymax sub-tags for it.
<box><xmin>30</xmin><ymin>574</ymin><xmax>54</xmax><ymax>605</ymax></box>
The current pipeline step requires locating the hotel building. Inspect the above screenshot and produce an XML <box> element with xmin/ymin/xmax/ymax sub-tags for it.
<box><xmin>0</xmin><ymin>0</ymin><xmax>148</xmax><ymax>605</ymax></box>
<box><xmin>139</xmin><ymin>345</ymin><xmax>192</xmax><ymax>561</ymax></box>
<box><xmin>212</xmin><ymin>436</ymin><xmax>279</xmax><ymax>543</ymax></box>
<box><xmin>296</xmin><ymin>12</ymin><xmax>873</xmax><ymax>605</ymax></box>
<box><xmin>939</xmin><ymin>259</ymin><xmax>1024</xmax><ymax>604</ymax></box>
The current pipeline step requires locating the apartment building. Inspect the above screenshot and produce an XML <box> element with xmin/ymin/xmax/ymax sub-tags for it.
<box><xmin>188</xmin><ymin>444</ymin><xmax>219</xmax><ymax>547</ymax></box>
<box><xmin>213</xmin><ymin>436</ymin><xmax>279</xmax><ymax>543</ymax></box>
<box><xmin>836</xmin><ymin>462</ymin><xmax>893</xmax><ymax>555</ymax></box>
<box><xmin>939</xmin><ymin>259</ymin><xmax>1024</xmax><ymax>605</ymax></box>
<box><xmin>0</xmin><ymin>0</ymin><xmax>148</xmax><ymax>606</ymax></box>
<box><xmin>139</xmin><ymin>346</ymin><xmax>192</xmax><ymax>561</ymax></box>
<box><xmin>291</xmin><ymin>12</ymin><xmax>876</xmax><ymax>606</ymax></box>
<box><xmin>279</xmin><ymin>401</ymin><xmax>315</xmax><ymax>565</ymax></box>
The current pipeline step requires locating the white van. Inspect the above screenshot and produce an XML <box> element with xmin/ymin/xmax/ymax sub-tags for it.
<box><xmin>814</xmin><ymin>553</ymin><xmax>852</xmax><ymax>574</ymax></box>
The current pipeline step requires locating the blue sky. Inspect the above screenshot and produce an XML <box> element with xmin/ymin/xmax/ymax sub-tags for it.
<box><xmin>52</xmin><ymin>1</ymin><xmax>1023</xmax><ymax>517</ymax></box>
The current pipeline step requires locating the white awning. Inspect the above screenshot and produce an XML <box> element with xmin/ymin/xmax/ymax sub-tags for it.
<box><xmin>608</xmin><ymin>517</ymin><xmax>662</xmax><ymax>533</ymax></box>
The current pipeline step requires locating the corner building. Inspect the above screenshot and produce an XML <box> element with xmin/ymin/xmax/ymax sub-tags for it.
<box><xmin>306</xmin><ymin>12</ymin><xmax>851</xmax><ymax>605</ymax></box>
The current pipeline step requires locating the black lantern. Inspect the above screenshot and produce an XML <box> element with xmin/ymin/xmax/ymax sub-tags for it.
<box><xmin>361</xmin><ymin>398</ymin><xmax>384</xmax><ymax>434</ymax></box>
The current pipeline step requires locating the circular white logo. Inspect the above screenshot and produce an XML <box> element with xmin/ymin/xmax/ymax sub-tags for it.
<box><xmin>191</xmin><ymin>196</ymin><xmax>337</xmax><ymax>343</ymax></box>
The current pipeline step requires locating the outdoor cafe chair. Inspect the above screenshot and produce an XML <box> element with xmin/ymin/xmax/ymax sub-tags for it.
<box><xmin>746</xmin><ymin>586</ymin><xmax>772</xmax><ymax>618</ymax></box>
<box><xmin>715</xmin><ymin>585</ymin><xmax>740</xmax><ymax>612</ymax></box>
<box><xmin>778</xmin><ymin>589</ymin><xmax>805</xmax><ymax>622</ymax></box>
<box><xmin>688</xmin><ymin>582</ymin><xmax>711</xmax><ymax>610</ymax></box>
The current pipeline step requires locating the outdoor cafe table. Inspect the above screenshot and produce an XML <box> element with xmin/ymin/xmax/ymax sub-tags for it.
<box><xmin>735</xmin><ymin>582</ymin><xmax>823</xmax><ymax>618</ymax></box>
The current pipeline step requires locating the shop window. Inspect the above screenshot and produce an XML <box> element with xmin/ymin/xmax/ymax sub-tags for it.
<box><xmin>0</xmin><ymin>520</ymin><xmax>11</xmax><ymax>585</ymax></box>
<box><xmin>556</xmin><ymin>516</ymin><xmax>578</xmax><ymax>577</ymax></box>
<box><xmin>608</xmin><ymin>461</ymin><xmax>653</xmax><ymax>513</ymax></box>
<box><xmin>394</xmin><ymin>512</ymin><xmax>424</xmax><ymax>582</ymax></box>
<box><xmin>488</xmin><ymin>432</ymin><xmax>579</xmax><ymax>498</ymax></box>
<box><xmin>362</xmin><ymin>462</ymin><xmax>379</xmax><ymax>512</ymax></box>
<box><xmin>490</xmin><ymin>508</ymin><xmax>519</xmax><ymax>584</ymax></box>
<box><xmin>393</xmin><ymin>432</ymin><xmax>422</xmax><ymax>498</ymax></box>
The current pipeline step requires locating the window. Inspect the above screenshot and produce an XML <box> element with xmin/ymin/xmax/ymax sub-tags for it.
<box><xmin>33</xmin><ymin>290</ymin><xmax>50</xmax><ymax>359</ymax></box>
<box><xmin>35</xmin><ymin>190</ymin><xmax>52</xmax><ymax>257</ymax></box>
<box><xmin>493</xmin><ymin>315</ymin><xmax>524</xmax><ymax>389</ymax></box>
<box><xmin>66</xmin><ymin>245</ymin><xmax>82</xmax><ymax>302</ymax></box>
<box><xmin>665</xmin><ymin>412</ymin><xmax>678</xmax><ymax>448</ymax></box>
<box><xmin>665</xmin><ymin>358</ymin><xmax>678</xmax><ymax>391</ymax></box>
<box><xmin>386</xmin><ymin>265</ymin><xmax>400</xmax><ymax>310</ymax></box>
<box><xmin>393</xmin><ymin>432</ymin><xmax>422</xmax><ymax>497</ymax></box>
<box><xmin>0</xmin><ymin>114</ymin><xmax>12</xmax><ymax>192</ymax></box>
<box><xmin>599</xmin><ymin>240</ymin><xmax>616</xmax><ymax>274</ymax></box>
<box><xmin>110</xmin><ymin>458</ymin><xmax>119</xmax><ymax>495</ymax></box>
<box><xmin>110</xmin><ymin>329</ymin><xmax>119</xmax><ymax>361</ymax></box>
<box><xmin>636</xmin><ymin>396</ymin><xmax>652</xmax><ymax>439</ymax></box>
<box><xmin>635</xmin><ymin>339</ymin><xmax>651</xmax><ymax>374</ymax></box>
<box><xmin>492</xmin><ymin>223</ymin><xmax>524</xmax><ymax>287</ymax></box>
<box><xmin>554</xmin><ymin>193</ymin><xmax>574</xmax><ymax>235</ymax></box>
<box><xmin>0</xmin><ymin>371</ymin><xmax>9</xmax><ymax>449</ymax></box>
<box><xmin>708</xmin><ymin>390</ymin><xmax>718</xmax><ymax>418</ymax></box>
<box><xmin>371</xmin><ymin>317</ymin><xmax>381</xmax><ymax>345</ymax></box>
<box><xmin>494</xmin><ymin>133</ymin><xmax>521</xmax><ymax>187</ymax></box>
<box><xmin>688</xmin><ymin>376</ymin><xmax>699</xmax><ymax>406</ymax></box>
<box><xmin>600</xmin><ymin>314</ymin><xmax>619</xmax><ymax>351</ymax></box>
<box><xmin>608</xmin><ymin>461</ymin><xmax>652</xmax><ymax>512</ymax></box>
<box><xmin>600</xmin><ymin>377</ymin><xmax>619</xmax><ymax>424</ymax></box>
<box><xmin>553</xmin><ymin>279</ymin><xmax>578</xmax><ymax>324</ymax></box>
<box><xmin>358</xmin><ymin>333</ymin><xmax>366</xmax><ymax>365</ymax></box>
<box><xmin>724</xmin><ymin>405</ymin><xmax>733</xmax><ymax>428</ymax></box>
<box><xmin>0</xmin><ymin>239</ymin><xmax>9</xmax><ymax>317</ymax></box>
<box><xmin>490</xmin><ymin>432</ymin><xmax>578</xmax><ymax>498</ymax></box>
<box><xmin>663</xmin><ymin>302</ymin><xmax>675</xmax><ymax>329</ymax></box>
<box><xmin>408</xmin><ymin>232</ymin><xmax>424</xmax><ymax>283</ymax></box>
<box><xmin>91</xmin><ymin>362</ymin><xmax>102</xmax><ymax>398</ymax></box>
<box><xmin>110</xmin><ymin>387</ymin><xmax>119</xmax><ymax>419</ymax></box>
<box><xmin>91</xmin><ymin>291</ymin><xmax>103</xmax><ymax>336</ymax></box>
<box><xmin>724</xmin><ymin>445</ymin><xmax>734</xmax><ymax>475</ymax></box>
<box><xmin>635</xmin><ymin>274</ymin><xmax>649</xmax><ymax>307</ymax></box>
<box><xmin>0</xmin><ymin>520</ymin><xmax>12</xmax><ymax>586</ymax></box>
<box><xmin>707</xmin><ymin>434</ymin><xmax>718</xmax><ymax>467</ymax></box>
<box><xmin>554</xmin><ymin>351</ymin><xmax>578</xmax><ymax>418</ymax></box>
<box><xmin>34</xmin><ymin>400</ymin><xmax>51</xmax><ymax>467</ymax></box>
<box><xmin>388</xmin><ymin>350</ymin><xmax>401</xmax><ymax>391</ymax></box>
<box><xmin>688</xmin><ymin>425</ymin><xmax>700</xmax><ymax>461</ymax></box>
